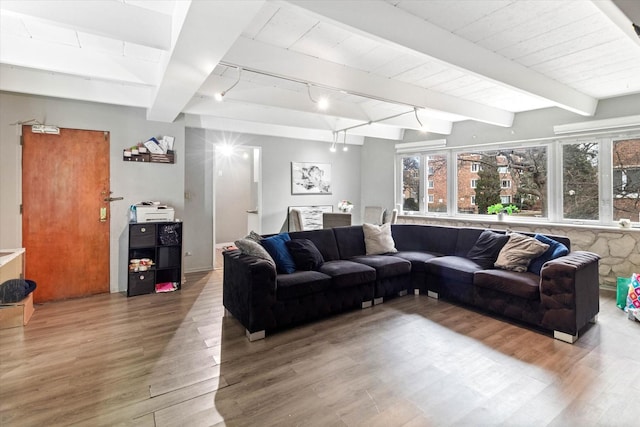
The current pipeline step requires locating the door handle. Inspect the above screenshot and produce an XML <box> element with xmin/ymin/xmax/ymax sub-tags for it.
<box><xmin>104</xmin><ymin>196</ymin><xmax>124</xmax><ymax>202</ymax></box>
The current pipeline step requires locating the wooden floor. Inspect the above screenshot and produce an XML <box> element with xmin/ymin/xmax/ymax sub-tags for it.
<box><xmin>1</xmin><ymin>270</ymin><xmax>638</xmax><ymax>427</ymax></box>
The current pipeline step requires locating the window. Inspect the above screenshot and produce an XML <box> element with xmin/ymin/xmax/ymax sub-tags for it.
<box><xmin>401</xmin><ymin>156</ymin><xmax>420</xmax><ymax>212</ymax></box>
<box><xmin>563</xmin><ymin>142</ymin><xmax>599</xmax><ymax>220</ymax></box>
<box><xmin>613</xmin><ymin>138</ymin><xmax>640</xmax><ymax>222</ymax></box>
<box><xmin>457</xmin><ymin>147</ymin><xmax>547</xmax><ymax>216</ymax></box>
<box><xmin>400</xmin><ymin>153</ymin><xmax>448</xmax><ymax>213</ymax></box>
<box><xmin>498</xmin><ymin>166</ymin><xmax>509</xmax><ymax>174</ymax></box>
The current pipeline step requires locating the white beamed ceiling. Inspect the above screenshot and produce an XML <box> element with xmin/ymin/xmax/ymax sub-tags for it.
<box><xmin>1</xmin><ymin>0</ymin><xmax>639</xmax><ymax>142</ymax></box>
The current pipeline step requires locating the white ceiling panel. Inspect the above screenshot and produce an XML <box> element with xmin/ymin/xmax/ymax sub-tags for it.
<box><xmin>1</xmin><ymin>0</ymin><xmax>639</xmax><ymax>141</ymax></box>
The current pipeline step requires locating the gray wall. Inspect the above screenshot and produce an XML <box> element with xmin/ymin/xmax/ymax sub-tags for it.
<box><xmin>360</xmin><ymin>137</ymin><xmax>397</xmax><ymax>218</ymax></box>
<box><xmin>0</xmin><ymin>92</ymin><xmax>186</xmax><ymax>293</ymax></box>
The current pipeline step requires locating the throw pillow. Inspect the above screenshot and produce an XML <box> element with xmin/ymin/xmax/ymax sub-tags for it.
<box><xmin>363</xmin><ymin>222</ymin><xmax>397</xmax><ymax>255</ymax></box>
<box><xmin>495</xmin><ymin>233</ymin><xmax>550</xmax><ymax>273</ymax></box>
<box><xmin>261</xmin><ymin>233</ymin><xmax>296</xmax><ymax>274</ymax></box>
<box><xmin>234</xmin><ymin>238</ymin><xmax>275</xmax><ymax>267</ymax></box>
<box><xmin>467</xmin><ymin>230</ymin><xmax>510</xmax><ymax>269</ymax></box>
<box><xmin>245</xmin><ymin>230</ymin><xmax>263</xmax><ymax>243</ymax></box>
<box><xmin>528</xmin><ymin>234</ymin><xmax>569</xmax><ymax>275</ymax></box>
<box><xmin>285</xmin><ymin>239</ymin><xmax>325</xmax><ymax>271</ymax></box>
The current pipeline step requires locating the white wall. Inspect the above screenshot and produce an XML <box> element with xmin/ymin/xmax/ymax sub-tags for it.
<box><xmin>0</xmin><ymin>92</ymin><xmax>185</xmax><ymax>293</ymax></box>
<box><xmin>360</xmin><ymin>137</ymin><xmax>397</xmax><ymax>218</ymax></box>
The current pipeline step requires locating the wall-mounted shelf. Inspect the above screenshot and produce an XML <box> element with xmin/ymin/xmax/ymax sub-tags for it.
<box><xmin>123</xmin><ymin>150</ymin><xmax>175</xmax><ymax>164</ymax></box>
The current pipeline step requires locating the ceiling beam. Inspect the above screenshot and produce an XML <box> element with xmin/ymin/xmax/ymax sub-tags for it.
<box><xmin>0</xmin><ymin>64</ymin><xmax>151</xmax><ymax>108</ymax></box>
<box><xmin>0</xmin><ymin>0</ymin><xmax>171</xmax><ymax>50</ymax></box>
<box><xmin>594</xmin><ymin>0</ymin><xmax>640</xmax><ymax>47</ymax></box>
<box><xmin>223</xmin><ymin>37</ymin><xmax>514</xmax><ymax>127</ymax></box>
<box><xmin>0</xmin><ymin>33</ymin><xmax>158</xmax><ymax>85</ymax></box>
<box><xmin>146</xmin><ymin>1</ymin><xmax>265</xmax><ymax>122</ymax></box>
<box><xmin>284</xmin><ymin>0</ymin><xmax>598</xmax><ymax>116</ymax></box>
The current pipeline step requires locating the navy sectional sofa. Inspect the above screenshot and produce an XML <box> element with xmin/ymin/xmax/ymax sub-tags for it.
<box><xmin>222</xmin><ymin>224</ymin><xmax>600</xmax><ymax>343</ymax></box>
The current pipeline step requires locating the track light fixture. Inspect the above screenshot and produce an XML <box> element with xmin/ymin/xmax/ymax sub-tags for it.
<box><xmin>214</xmin><ymin>67</ymin><xmax>242</xmax><ymax>101</ymax></box>
<box><xmin>307</xmin><ymin>83</ymin><xmax>329</xmax><ymax>110</ymax></box>
<box><xmin>330</xmin><ymin>131</ymin><xmax>337</xmax><ymax>152</ymax></box>
<box><xmin>342</xmin><ymin>130</ymin><xmax>348</xmax><ymax>152</ymax></box>
<box><xmin>414</xmin><ymin>107</ymin><xmax>427</xmax><ymax>132</ymax></box>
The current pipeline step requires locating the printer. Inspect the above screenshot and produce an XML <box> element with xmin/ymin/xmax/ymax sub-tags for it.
<box><xmin>131</xmin><ymin>202</ymin><xmax>175</xmax><ymax>222</ymax></box>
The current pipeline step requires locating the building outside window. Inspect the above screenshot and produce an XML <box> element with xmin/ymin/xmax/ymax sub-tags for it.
<box><xmin>612</xmin><ymin>138</ymin><xmax>640</xmax><ymax>222</ymax></box>
<box><xmin>501</xmin><ymin>180</ymin><xmax>511</xmax><ymax>188</ymax></box>
<box><xmin>400</xmin><ymin>153</ymin><xmax>447</xmax><ymax>213</ymax></box>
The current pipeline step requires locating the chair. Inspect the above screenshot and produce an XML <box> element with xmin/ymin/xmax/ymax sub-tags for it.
<box><xmin>322</xmin><ymin>212</ymin><xmax>352</xmax><ymax>228</ymax></box>
<box><xmin>384</xmin><ymin>208</ymin><xmax>398</xmax><ymax>224</ymax></box>
<box><xmin>288</xmin><ymin>208</ymin><xmax>304</xmax><ymax>232</ymax></box>
<box><xmin>363</xmin><ymin>206</ymin><xmax>385</xmax><ymax>225</ymax></box>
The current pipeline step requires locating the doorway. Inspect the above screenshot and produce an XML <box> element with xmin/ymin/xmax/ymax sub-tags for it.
<box><xmin>22</xmin><ymin>126</ymin><xmax>110</xmax><ymax>302</ymax></box>
<box><xmin>214</xmin><ymin>146</ymin><xmax>261</xmax><ymax>266</ymax></box>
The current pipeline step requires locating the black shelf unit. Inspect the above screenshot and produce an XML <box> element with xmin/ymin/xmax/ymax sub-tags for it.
<box><xmin>127</xmin><ymin>221</ymin><xmax>182</xmax><ymax>297</ymax></box>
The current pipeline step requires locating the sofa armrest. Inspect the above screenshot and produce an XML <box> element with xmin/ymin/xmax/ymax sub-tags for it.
<box><xmin>539</xmin><ymin>251</ymin><xmax>600</xmax><ymax>336</ymax></box>
<box><xmin>222</xmin><ymin>250</ymin><xmax>277</xmax><ymax>334</ymax></box>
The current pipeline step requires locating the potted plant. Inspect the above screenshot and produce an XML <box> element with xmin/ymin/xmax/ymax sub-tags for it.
<box><xmin>487</xmin><ymin>203</ymin><xmax>519</xmax><ymax>221</ymax></box>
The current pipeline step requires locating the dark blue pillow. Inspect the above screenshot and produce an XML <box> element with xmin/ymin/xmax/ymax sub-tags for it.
<box><xmin>261</xmin><ymin>233</ymin><xmax>296</xmax><ymax>274</ymax></box>
<box><xmin>286</xmin><ymin>239</ymin><xmax>324</xmax><ymax>271</ymax></box>
<box><xmin>528</xmin><ymin>234</ymin><xmax>569</xmax><ymax>275</ymax></box>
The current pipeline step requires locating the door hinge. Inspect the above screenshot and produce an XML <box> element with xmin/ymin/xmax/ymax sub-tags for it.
<box><xmin>19</xmin><ymin>135</ymin><xmax>23</xmax><ymax>146</ymax></box>
<box><xmin>20</xmin><ymin>204</ymin><xmax>23</xmax><ymax>215</ymax></box>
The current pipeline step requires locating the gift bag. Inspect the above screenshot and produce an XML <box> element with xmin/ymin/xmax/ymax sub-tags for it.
<box><xmin>617</xmin><ymin>276</ymin><xmax>631</xmax><ymax>310</ymax></box>
<box><xmin>627</xmin><ymin>273</ymin><xmax>640</xmax><ymax>311</ymax></box>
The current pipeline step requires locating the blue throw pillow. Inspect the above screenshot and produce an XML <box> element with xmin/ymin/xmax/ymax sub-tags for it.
<box><xmin>261</xmin><ymin>233</ymin><xmax>296</xmax><ymax>274</ymax></box>
<box><xmin>528</xmin><ymin>234</ymin><xmax>569</xmax><ymax>275</ymax></box>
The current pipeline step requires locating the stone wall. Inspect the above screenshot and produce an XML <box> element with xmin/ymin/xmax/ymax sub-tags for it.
<box><xmin>397</xmin><ymin>216</ymin><xmax>640</xmax><ymax>290</ymax></box>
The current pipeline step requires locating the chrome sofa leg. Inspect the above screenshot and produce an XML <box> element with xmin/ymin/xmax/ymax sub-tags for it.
<box><xmin>427</xmin><ymin>290</ymin><xmax>439</xmax><ymax>299</ymax></box>
<box><xmin>554</xmin><ymin>330</ymin><xmax>577</xmax><ymax>344</ymax></box>
<box><xmin>414</xmin><ymin>289</ymin><xmax>420</xmax><ymax>295</ymax></box>
<box><xmin>590</xmin><ymin>314</ymin><xmax>598</xmax><ymax>323</ymax></box>
<box><xmin>361</xmin><ymin>300</ymin><xmax>373</xmax><ymax>309</ymax></box>
<box><xmin>397</xmin><ymin>289</ymin><xmax>408</xmax><ymax>297</ymax></box>
<box><xmin>374</xmin><ymin>297</ymin><xmax>384</xmax><ymax>305</ymax></box>
<box><xmin>246</xmin><ymin>329</ymin><xmax>266</xmax><ymax>341</ymax></box>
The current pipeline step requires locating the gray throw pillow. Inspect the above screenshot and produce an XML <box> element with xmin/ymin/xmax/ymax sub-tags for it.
<box><xmin>234</xmin><ymin>238</ymin><xmax>275</xmax><ymax>267</ymax></box>
<box><xmin>495</xmin><ymin>233</ymin><xmax>549</xmax><ymax>273</ymax></box>
<box><xmin>363</xmin><ymin>223</ymin><xmax>397</xmax><ymax>255</ymax></box>
<box><xmin>245</xmin><ymin>230</ymin><xmax>263</xmax><ymax>243</ymax></box>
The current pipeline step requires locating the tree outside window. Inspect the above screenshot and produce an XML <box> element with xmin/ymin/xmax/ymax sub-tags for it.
<box><xmin>563</xmin><ymin>143</ymin><xmax>599</xmax><ymax>220</ymax></box>
<box><xmin>402</xmin><ymin>156</ymin><xmax>420</xmax><ymax>212</ymax></box>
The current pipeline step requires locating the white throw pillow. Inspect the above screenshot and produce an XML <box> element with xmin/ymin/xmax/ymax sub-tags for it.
<box><xmin>363</xmin><ymin>223</ymin><xmax>397</xmax><ymax>255</ymax></box>
<box><xmin>494</xmin><ymin>232</ymin><xmax>549</xmax><ymax>273</ymax></box>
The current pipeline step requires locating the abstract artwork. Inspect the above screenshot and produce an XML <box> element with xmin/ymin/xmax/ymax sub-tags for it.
<box><xmin>291</xmin><ymin>162</ymin><xmax>332</xmax><ymax>194</ymax></box>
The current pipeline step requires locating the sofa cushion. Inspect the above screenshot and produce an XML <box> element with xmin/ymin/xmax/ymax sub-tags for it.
<box><xmin>333</xmin><ymin>226</ymin><xmax>367</xmax><ymax>259</ymax></box>
<box><xmin>392</xmin><ymin>251</ymin><xmax>438</xmax><ymax>272</ymax></box>
<box><xmin>392</xmin><ymin>224</ymin><xmax>458</xmax><ymax>255</ymax></box>
<box><xmin>474</xmin><ymin>269</ymin><xmax>541</xmax><ymax>300</ymax></box>
<box><xmin>495</xmin><ymin>233</ymin><xmax>549</xmax><ymax>273</ymax></box>
<box><xmin>289</xmin><ymin>229</ymin><xmax>341</xmax><ymax>261</ymax></box>
<box><xmin>425</xmin><ymin>256</ymin><xmax>485</xmax><ymax>283</ymax></box>
<box><xmin>363</xmin><ymin>223</ymin><xmax>397</xmax><ymax>255</ymax></box>
<box><xmin>528</xmin><ymin>234</ymin><xmax>569</xmax><ymax>275</ymax></box>
<box><xmin>350</xmin><ymin>255</ymin><xmax>411</xmax><ymax>278</ymax></box>
<box><xmin>261</xmin><ymin>233</ymin><xmax>296</xmax><ymax>274</ymax></box>
<box><xmin>286</xmin><ymin>239</ymin><xmax>325</xmax><ymax>271</ymax></box>
<box><xmin>454</xmin><ymin>228</ymin><xmax>486</xmax><ymax>257</ymax></box>
<box><xmin>467</xmin><ymin>230</ymin><xmax>509</xmax><ymax>269</ymax></box>
<box><xmin>276</xmin><ymin>270</ymin><xmax>332</xmax><ymax>300</ymax></box>
<box><xmin>234</xmin><ymin>238</ymin><xmax>276</xmax><ymax>267</ymax></box>
<box><xmin>318</xmin><ymin>260</ymin><xmax>376</xmax><ymax>288</ymax></box>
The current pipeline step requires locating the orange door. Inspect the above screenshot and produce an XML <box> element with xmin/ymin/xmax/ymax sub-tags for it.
<box><xmin>22</xmin><ymin>126</ymin><xmax>110</xmax><ymax>302</ymax></box>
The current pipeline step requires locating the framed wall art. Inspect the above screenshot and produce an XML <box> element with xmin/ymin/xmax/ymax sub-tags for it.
<box><xmin>291</xmin><ymin>162</ymin><xmax>332</xmax><ymax>194</ymax></box>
